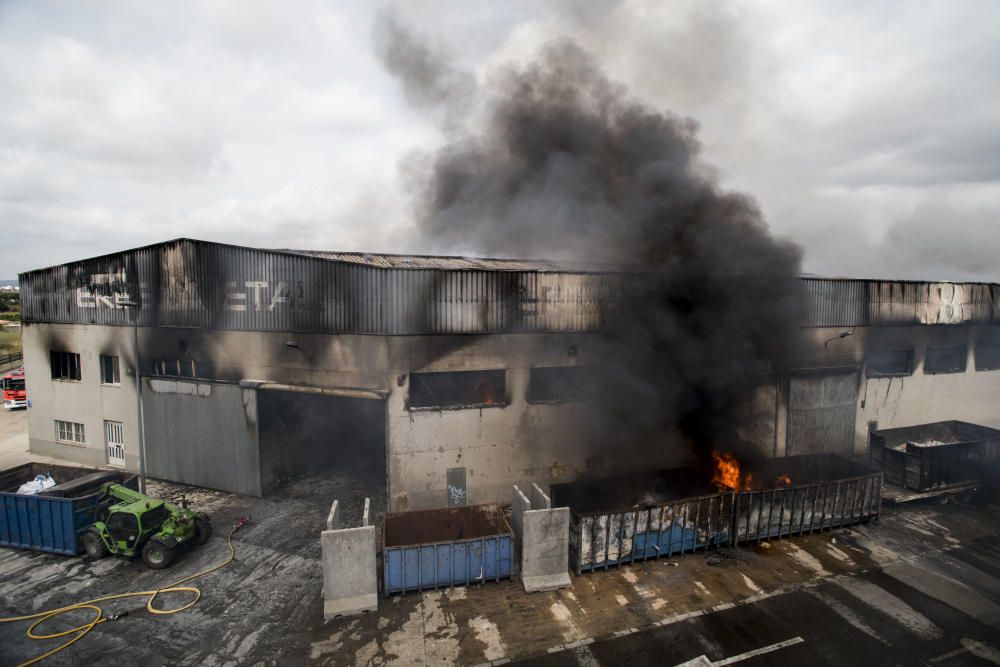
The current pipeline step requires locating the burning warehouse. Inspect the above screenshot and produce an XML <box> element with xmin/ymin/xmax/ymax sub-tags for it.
<box><xmin>16</xmin><ymin>238</ymin><xmax>1000</xmax><ymax>511</ymax></box>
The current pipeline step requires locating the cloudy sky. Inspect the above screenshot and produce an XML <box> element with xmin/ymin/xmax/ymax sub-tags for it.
<box><xmin>2</xmin><ymin>0</ymin><xmax>998</xmax><ymax>281</ymax></box>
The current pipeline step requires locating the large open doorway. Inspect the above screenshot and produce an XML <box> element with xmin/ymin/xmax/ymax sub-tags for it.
<box><xmin>257</xmin><ymin>388</ymin><xmax>387</xmax><ymax>506</ymax></box>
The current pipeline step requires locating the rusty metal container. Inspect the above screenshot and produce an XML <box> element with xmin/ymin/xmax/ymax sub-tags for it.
<box><xmin>552</xmin><ymin>454</ymin><xmax>882</xmax><ymax>572</ymax></box>
<box><xmin>732</xmin><ymin>454</ymin><xmax>882</xmax><ymax>545</ymax></box>
<box><xmin>551</xmin><ymin>468</ymin><xmax>733</xmax><ymax>574</ymax></box>
<box><xmin>869</xmin><ymin>420</ymin><xmax>1000</xmax><ymax>491</ymax></box>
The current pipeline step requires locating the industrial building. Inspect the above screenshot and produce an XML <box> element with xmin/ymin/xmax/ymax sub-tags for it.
<box><xmin>18</xmin><ymin>238</ymin><xmax>1000</xmax><ymax>509</ymax></box>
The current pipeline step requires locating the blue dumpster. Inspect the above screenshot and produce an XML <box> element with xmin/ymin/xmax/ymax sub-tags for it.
<box><xmin>382</xmin><ymin>504</ymin><xmax>513</xmax><ymax>595</ymax></box>
<box><xmin>0</xmin><ymin>462</ymin><xmax>138</xmax><ymax>556</ymax></box>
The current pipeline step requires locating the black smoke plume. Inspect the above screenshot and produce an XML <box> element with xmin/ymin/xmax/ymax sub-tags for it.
<box><xmin>376</xmin><ymin>15</ymin><xmax>803</xmax><ymax>463</ymax></box>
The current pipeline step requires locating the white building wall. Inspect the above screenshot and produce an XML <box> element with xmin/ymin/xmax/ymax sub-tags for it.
<box><xmin>23</xmin><ymin>323</ymin><xmax>141</xmax><ymax>470</ymax></box>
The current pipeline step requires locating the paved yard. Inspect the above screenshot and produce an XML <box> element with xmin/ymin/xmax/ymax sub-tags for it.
<box><xmin>2</xmin><ymin>466</ymin><xmax>999</xmax><ymax>666</ymax></box>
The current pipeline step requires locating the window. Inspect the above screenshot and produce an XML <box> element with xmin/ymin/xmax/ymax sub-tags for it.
<box><xmin>865</xmin><ymin>349</ymin><xmax>913</xmax><ymax>378</ymax></box>
<box><xmin>151</xmin><ymin>359</ymin><xmax>209</xmax><ymax>378</ymax></box>
<box><xmin>55</xmin><ymin>419</ymin><xmax>86</xmax><ymax>444</ymax></box>
<box><xmin>975</xmin><ymin>346</ymin><xmax>1000</xmax><ymax>372</ymax></box>
<box><xmin>2</xmin><ymin>377</ymin><xmax>24</xmax><ymax>392</ymax></box>
<box><xmin>50</xmin><ymin>351</ymin><xmax>81</xmax><ymax>381</ymax></box>
<box><xmin>924</xmin><ymin>347</ymin><xmax>966</xmax><ymax>374</ymax></box>
<box><xmin>527</xmin><ymin>366</ymin><xmax>600</xmax><ymax>404</ymax></box>
<box><xmin>409</xmin><ymin>370</ymin><xmax>506</xmax><ymax>409</ymax></box>
<box><xmin>100</xmin><ymin>355</ymin><xmax>121</xmax><ymax>385</ymax></box>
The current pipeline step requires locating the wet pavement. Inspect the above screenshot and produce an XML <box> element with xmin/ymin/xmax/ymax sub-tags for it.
<box><xmin>1</xmin><ymin>478</ymin><xmax>999</xmax><ymax>666</ymax></box>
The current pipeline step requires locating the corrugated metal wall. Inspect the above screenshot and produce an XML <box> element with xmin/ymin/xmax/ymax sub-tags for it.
<box><xmin>20</xmin><ymin>239</ymin><xmax>620</xmax><ymax>334</ymax></box>
<box><xmin>142</xmin><ymin>378</ymin><xmax>262</xmax><ymax>496</ymax></box>
<box><xmin>797</xmin><ymin>278</ymin><xmax>1000</xmax><ymax>327</ymax></box>
<box><xmin>20</xmin><ymin>239</ymin><xmax>1000</xmax><ymax>331</ymax></box>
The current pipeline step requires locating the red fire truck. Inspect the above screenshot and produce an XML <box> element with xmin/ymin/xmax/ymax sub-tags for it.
<box><xmin>2</xmin><ymin>366</ymin><xmax>26</xmax><ymax>410</ymax></box>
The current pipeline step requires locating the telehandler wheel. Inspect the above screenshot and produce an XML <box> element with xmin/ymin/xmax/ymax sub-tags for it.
<box><xmin>82</xmin><ymin>529</ymin><xmax>109</xmax><ymax>560</ymax></box>
<box><xmin>142</xmin><ymin>538</ymin><xmax>177</xmax><ymax>569</ymax></box>
<box><xmin>192</xmin><ymin>513</ymin><xmax>213</xmax><ymax>545</ymax></box>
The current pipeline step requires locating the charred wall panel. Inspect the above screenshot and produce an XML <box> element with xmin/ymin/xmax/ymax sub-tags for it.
<box><xmin>797</xmin><ymin>278</ymin><xmax>999</xmax><ymax>327</ymax></box>
<box><xmin>20</xmin><ymin>239</ymin><xmax>620</xmax><ymax>334</ymax></box>
<box><xmin>786</xmin><ymin>372</ymin><xmax>858</xmax><ymax>456</ymax></box>
<box><xmin>142</xmin><ymin>379</ymin><xmax>261</xmax><ymax>496</ymax></box>
<box><xmin>20</xmin><ymin>240</ymin><xmax>1000</xmax><ymax>332</ymax></box>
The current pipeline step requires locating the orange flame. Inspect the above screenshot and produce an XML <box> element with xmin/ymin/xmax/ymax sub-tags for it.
<box><xmin>712</xmin><ymin>452</ymin><xmax>742</xmax><ymax>491</ymax></box>
<box><xmin>713</xmin><ymin>452</ymin><xmax>793</xmax><ymax>491</ymax></box>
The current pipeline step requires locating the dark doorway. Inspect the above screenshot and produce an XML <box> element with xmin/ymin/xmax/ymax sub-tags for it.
<box><xmin>257</xmin><ymin>389</ymin><xmax>386</xmax><ymax>500</ymax></box>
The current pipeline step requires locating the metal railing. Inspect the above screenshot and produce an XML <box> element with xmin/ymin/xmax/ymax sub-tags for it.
<box><xmin>0</xmin><ymin>352</ymin><xmax>22</xmax><ymax>367</ymax></box>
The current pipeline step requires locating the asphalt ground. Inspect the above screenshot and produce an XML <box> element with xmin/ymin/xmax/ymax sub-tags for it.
<box><xmin>1</xmin><ymin>436</ymin><xmax>998</xmax><ymax>667</ymax></box>
<box><xmin>519</xmin><ymin>535</ymin><xmax>1000</xmax><ymax>667</ymax></box>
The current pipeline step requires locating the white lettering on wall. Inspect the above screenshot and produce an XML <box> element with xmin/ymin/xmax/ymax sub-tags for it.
<box><xmin>224</xmin><ymin>280</ymin><xmax>291</xmax><ymax>312</ymax></box>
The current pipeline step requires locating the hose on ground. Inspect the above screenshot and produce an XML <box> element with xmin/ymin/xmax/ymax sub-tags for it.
<box><xmin>0</xmin><ymin>520</ymin><xmax>245</xmax><ymax>667</ymax></box>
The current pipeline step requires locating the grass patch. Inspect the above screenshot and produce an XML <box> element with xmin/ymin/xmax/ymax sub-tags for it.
<box><xmin>0</xmin><ymin>311</ymin><xmax>19</xmax><ymax>321</ymax></box>
<box><xmin>0</xmin><ymin>329</ymin><xmax>21</xmax><ymax>356</ymax></box>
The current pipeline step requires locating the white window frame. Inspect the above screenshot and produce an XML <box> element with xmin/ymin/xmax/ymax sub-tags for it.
<box><xmin>55</xmin><ymin>419</ymin><xmax>86</xmax><ymax>445</ymax></box>
<box><xmin>100</xmin><ymin>355</ymin><xmax>121</xmax><ymax>386</ymax></box>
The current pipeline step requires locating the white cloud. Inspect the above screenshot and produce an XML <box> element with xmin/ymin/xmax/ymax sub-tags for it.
<box><xmin>1</xmin><ymin>0</ymin><xmax>998</xmax><ymax>282</ymax></box>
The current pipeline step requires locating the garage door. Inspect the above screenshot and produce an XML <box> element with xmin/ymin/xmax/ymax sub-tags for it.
<box><xmin>786</xmin><ymin>372</ymin><xmax>858</xmax><ymax>455</ymax></box>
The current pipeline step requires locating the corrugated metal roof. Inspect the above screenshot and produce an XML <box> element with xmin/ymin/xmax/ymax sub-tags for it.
<box><xmin>278</xmin><ymin>249</ymin><xmax>608</xmax><ymax>273</ymax></box>
<box><xmin>17</xmin><ymin>238</ymin><xmax>1000</xmax><ymax>332</ymax></box>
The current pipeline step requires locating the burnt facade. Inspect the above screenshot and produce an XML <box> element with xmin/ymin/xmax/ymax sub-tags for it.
<box><xmin>19</xmin><ymin>239</ymin><xmax>1000</xmax><ymax>509</ymax></box>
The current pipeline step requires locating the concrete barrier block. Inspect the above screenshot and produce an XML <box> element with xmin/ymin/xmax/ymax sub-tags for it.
<box><xmin>521</xmin><ymin>507</ymin><xmax>571</xmax><ymax>593</ymax></box>
<box><xmin>326</xmin><ymin>500</ymin><xmax>340</xmax><ymax>531</ymax></box>
<box><xmin>530</xmin><ymin>483</ymin><xmax>552</xmax><ymax>510</ymax></box>
<box><xmin>512</xmin><ymin>485</ymin><xmax>530</xmax><ymax>543</ymax></box>
<box><xmin>321</xmin><ymin>525</ymin><xmax>377</xmax><ymax>618</ymax></box>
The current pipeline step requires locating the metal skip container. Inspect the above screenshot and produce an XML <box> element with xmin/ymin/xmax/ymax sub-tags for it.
<box><xmin>551</xmin><ymin>454</ymin><xmax>882</xmax><ymax>574</ymax></box>
<box><xmin>0</xmin><ymin>462</ymin><xmax>138</xmax><ymax>556</ymax></box>
<box><xmin>382</xmin><ymin>504</ymin><xmax>513</xmax><ymax>596</ymax></box>
<box><xmin>551</xmin><ymin>469</ymin><xmax>733</xmax><ymax>575</ymax></box>
<box><xmin>732</xmin><ymin>454</ymin><xmax>882</xmax><ymax>546</ymax></box>
<box><xmin>868</xmin><ymin>420</ymin><xmax>1000</xmax><ymax>492</ymax></box>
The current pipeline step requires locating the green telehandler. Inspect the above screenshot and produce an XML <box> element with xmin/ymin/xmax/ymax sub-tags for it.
<box><xmin>80</xmin><ymin>483</ymin><xmax>212</xmax><ymax>569</ymax></box>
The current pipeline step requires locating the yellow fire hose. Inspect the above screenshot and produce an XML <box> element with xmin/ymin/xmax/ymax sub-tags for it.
<box><xmin>0</xmin><ymin>521</ymin><xmax>245</xmax><ymax>667</ymax></box>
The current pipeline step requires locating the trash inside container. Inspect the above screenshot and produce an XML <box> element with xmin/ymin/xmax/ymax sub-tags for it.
<box><xmin>868</xmin><ymin>420</ymin><xmax>1000</xmax><ymax>491</ymax></box>
<box><xmin>382</xmin><ymin>504</ymin><xmax>513</xmax><ymax>596</ymax></box>
<box><xmin>732</xmin><ymin>454</ymin><xmax>882</xmax><ymax>545</ymax></box>
<box><xmin>0</xmin><ymin>462</ymin><xmax>138</xmax><ymax>555</ymax></box>
<box><xmin>552</xmin><ymin>468</ymin><xmax>732</xmax><ymax>574</ymax></box>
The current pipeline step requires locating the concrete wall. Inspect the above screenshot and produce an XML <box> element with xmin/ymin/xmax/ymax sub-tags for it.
<box><xmin>384</xmin><ymin>333</ymin><xmax>685</xmax><ymax>510</ymax></box>
<box><xmin>788</xmin><ymin>325</ymin><xmax>1000</xmax><ymax>455</ymax></box>
<box><xmin>24</xmin><ymin>319</ymin><xmax>1000</xmax><ymax>507</ymax></box>
<box><xmin>21</xmin><ymin>323</ymin><xmax>392</xmax><ymax>479</ymax></box>
<box><xmin>142</xmin><ymin>378</ymin><xmax>261</xmax><ymax>496</ymax></box>
<box><xmin>23</xmin><ymin>323</ymin><xmax>142</xmax><ymax>470</ymax></box>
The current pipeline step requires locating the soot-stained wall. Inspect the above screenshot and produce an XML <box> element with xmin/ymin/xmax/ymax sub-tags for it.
<box><xmin>21</xmin><ymin>315</ymin><xmax>1000</xmax><ymax>507</ymax></box>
